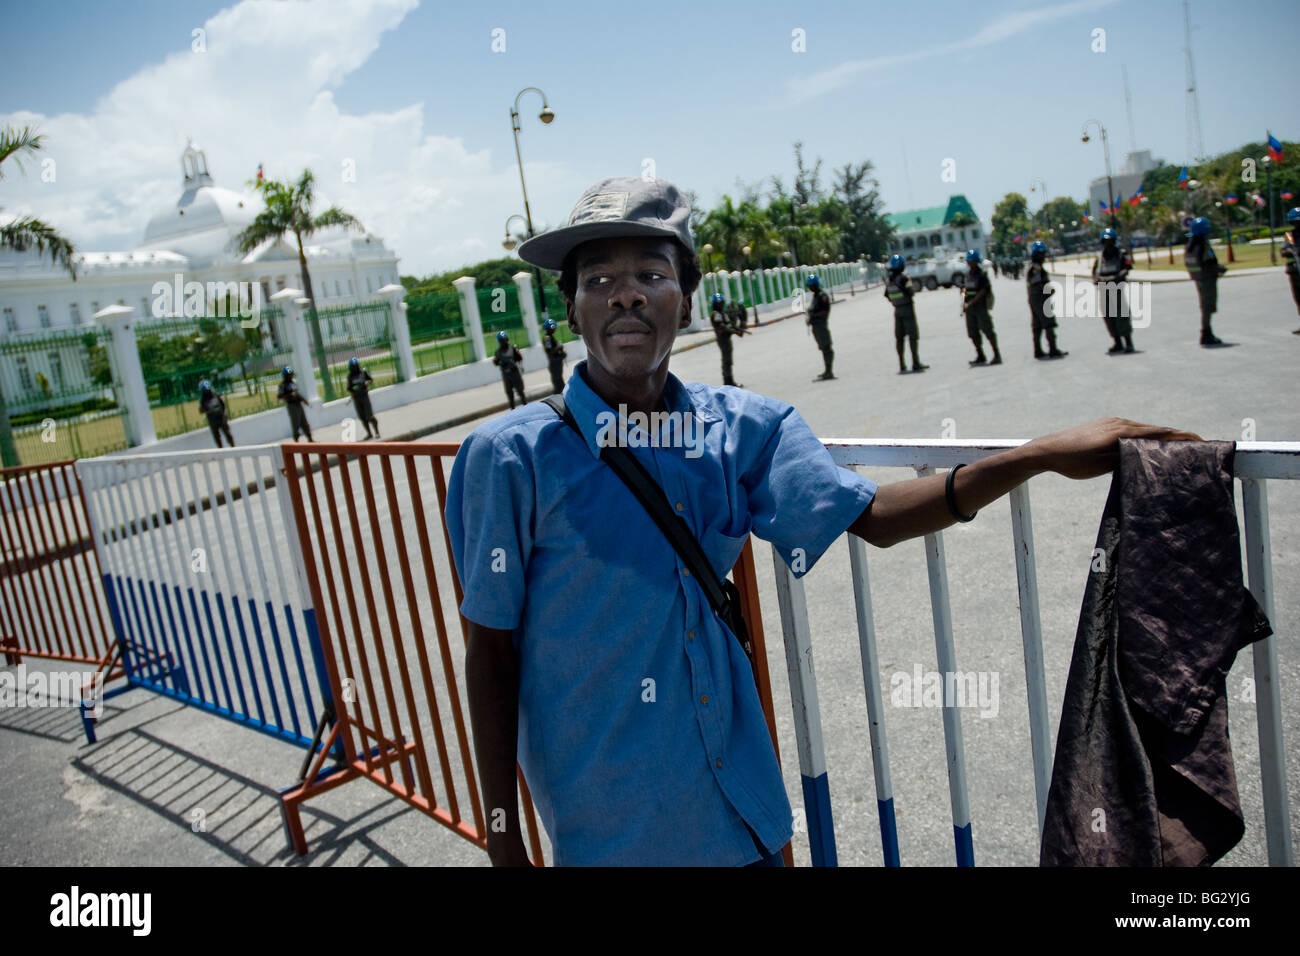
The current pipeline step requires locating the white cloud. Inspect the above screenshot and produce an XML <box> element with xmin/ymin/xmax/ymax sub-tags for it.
<box><xmin>1</xmin><ymin>0</ymin><xmax>561</xmax><ymax>276</ymax></box>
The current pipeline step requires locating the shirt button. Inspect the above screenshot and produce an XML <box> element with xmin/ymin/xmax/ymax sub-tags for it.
<box><xmin>682</xmin><ymin>568</ymin><xmax>690</xmax><ymax>577</ymax></box>
<box><xmin>701</xmin><ymin>695</ymin><xmax>709</xmax><ymax>704</ymax></box>
<box><xmin>675</xmin><ymin>502</ymin><xmax>683</xmax><ymax>512</ymax></box>
<box><xmin>687</xmin><ymin>630</ymin><xmax>695</xmax><ymax>640</ymax></box>
<box><xmin>715</xmin><ymin>758</ymin><xmax>723</xmax><ymax>769</ymax></box>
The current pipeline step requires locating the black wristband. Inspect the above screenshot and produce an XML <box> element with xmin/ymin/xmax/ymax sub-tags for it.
<box><xmin>946</xmin><ymin>464</ymin><xmax>978</xmax><ymax>523</ymax></box>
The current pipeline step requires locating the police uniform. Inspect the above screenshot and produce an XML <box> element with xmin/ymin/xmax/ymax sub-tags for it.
<box><xmin>347</xmin><ymin>365</ymin><xmax>380</xmax><ymax>437</ymax></box>
<box><xmin>884</xmin><ymin>269</ymin><xmax>926</xmax><ymax>372</ymax></box>
<box><xmin>1285</xmin><ymin>225</ymin><xmax>1300</xmax><ymax>333</ymax></box>
<box><xmin>1091</xmin><ymin>244</ymin><xmax>1134</xmax><ymax>353</ymax></box>
<box><xmin>1184</xmin><ymin>234</ymin><xmax>1226</xmax><ymax>345</ymax></box>
<box><xmin>278</xmin><ymin>374</ymin><xmax>313</xmax><ymax>441</ymax></box>
<box><xmin>198</xmin><ymin>387</ymin><xmax>234</xmax><ymax>447</ymax></box>
<box><xmin>962</xmin><ymin>263</ymin><xmax>1001</xmax><ymax>365</ymax></box>
<box><xmin>807</xmin><ymin>284</ymin><xmax>834</xmax><ymax>379</ymax></box>
<box><xmin>494</xmin><ymin>341</ymin><xmax>527</xmax><ymax>408</ymax></box>
<box><xmin>543</xmin><ymin>331</ymin><xmax>567</xmax><ymax>394</ymax></box>
<box><xmin>1026</xmin><ymin>255</ymin><xmax>1065</xmax><ymax>358</ymax></box>
<box><xmin>710</xmin><ymin>300</ymin><xmax>741</xmax><ymax>387</ymax></box>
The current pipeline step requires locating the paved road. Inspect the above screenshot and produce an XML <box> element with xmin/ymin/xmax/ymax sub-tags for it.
<box><xmin>2</xmin><ymin>271</ymin><xmax>1296</xmax><ymax>866</ymax></box>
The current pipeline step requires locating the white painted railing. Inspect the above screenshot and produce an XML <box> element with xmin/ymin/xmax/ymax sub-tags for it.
<box><xmin>772</xmin><ymin>439</ymin><xmax>1298</xmax><ymax>867</ymax></box>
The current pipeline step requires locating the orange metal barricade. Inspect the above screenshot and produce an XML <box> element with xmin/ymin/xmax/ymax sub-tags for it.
<box><xmin>0</xmin><ymin>461</ymin><xmax>123</xmax><ymax>696</ymax></box>
<box><xmin>275</xmin><ymin>441</ymin><xmax>787</xmax><ymax>865</ymax></box>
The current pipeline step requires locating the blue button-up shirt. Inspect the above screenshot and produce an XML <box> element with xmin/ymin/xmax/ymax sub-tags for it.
<box><xmin>445</xmin><ymin>362</ymin><xmax>877</xmax><ymax>865</ymax></box>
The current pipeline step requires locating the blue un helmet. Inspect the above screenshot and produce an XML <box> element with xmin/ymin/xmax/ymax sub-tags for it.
<box><xmin>805</xmin><ymin>273</ymin><xmax>821</xmax><ymax>289</ymax></box>
<box><xmin>1100</xmin><ymin>227</ymin><xmax>1118</xmax><ymax>242</ymax></box>
<box><xmin>348</xmin><ymin>356</ymin><xmax>360</xmax><ymax>368</ymax></box>
<box><xmin>282</xmin><ymin>366</ymin><xmax>293</xmax><ymax>378</ymax></box>
<box><xmin>1030</xmin><ymin>240</ymin><xmax>1047</xmax><ymax>256</ymax></box>
<box><xmin>888</xmin><ymin>254</ymin><xmax>906</xmax><ymax>271</ymax></box>
<box><xmin>543</xmin><ymin>318</ymin><xmax>557</xmax><ymax>332</ymax></box>
<box><xmin>1187</xmin><ymin>217</ymin><xmax>1211</xmax><ymax>237</ymax></box>
<box><xmin>711</xmin><ymin>292</ymin><xmax>725</xmax><ymax>306</ymax></box>
<box><xmin>965</xmin><ymin>249</ymin><xmax>982</xmax><ymax>264</ymax></box>
<box><xmin>198</xmin><ymin>379</ymin><xmax>211</xmax><ymax>393</ymax></box>
<box><xmin>1288</xmin><ymin>207</ymin><xmax>1300</xmax><ymax>223</ymax></box>
<box><xmin>497</xmin><ymin>330</ymin><xmax>509</xmax><ymax>342</ymax></box>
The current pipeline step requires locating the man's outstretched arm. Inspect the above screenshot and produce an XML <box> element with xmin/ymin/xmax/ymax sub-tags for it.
<box><xmin>850</xmin><ymin>418</ymin><xmax>1202</xmax><ymax>549</ymax></box>
<box><xmin>464</xmin><ymin>620</ymin><xmax>532</xmax><ymax>867</ymax></box>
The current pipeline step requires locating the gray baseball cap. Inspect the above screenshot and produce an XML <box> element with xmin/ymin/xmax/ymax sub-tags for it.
<box><xmin>517</xmin><ymin>177</ymin><xmax>695</xmax><ymax>271</ymax></box>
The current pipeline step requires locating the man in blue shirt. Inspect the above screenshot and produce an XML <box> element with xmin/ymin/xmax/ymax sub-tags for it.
<box><xmin>444</xmin><ymin>177</ymin><xmax>1199</xmax><ymax>867</ymax></box>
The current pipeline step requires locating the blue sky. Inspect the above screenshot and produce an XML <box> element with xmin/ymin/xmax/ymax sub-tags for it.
<box><xmin>2</xmin><ymin>0</ymin><xmax>1296</xmax><ymax>274</ymax></box>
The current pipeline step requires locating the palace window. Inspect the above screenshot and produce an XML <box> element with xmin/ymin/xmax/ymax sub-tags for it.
<box><xmin>38</xmin><ymin>305</ymin><xmax>51</xmax><ymax>328</ymax></box>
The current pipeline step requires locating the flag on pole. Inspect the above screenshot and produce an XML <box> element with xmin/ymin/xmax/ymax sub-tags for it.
<box><xmin>1267</xmin><ymin>131</ymin><xmax>1283</xmax><ymax>162</ymax></box>
<box><xmin>1226</xmin><ymin>194</ymin><xmax>1238</xmax><ymax>205</ymax></box>
<box><xmin>1112</xmin><ymin>194</ymin><xmax>1123</xmax><ymax>212</ymax></box>
<box><xmin>1178</xmin><ymin>167</ymin><xmax>1189</xmax><ymax>189</ymax></box>
<box><xmin>256</xmin><ymin>162</ymin><xmax>264</xmax><ymax>181</ymax></box>
<box><xmin>1129</xmin><ymin>189</ymin><xmax>1144</xmax><ymax>206</ymax></box>
<box><xmin>1012</xmin><ymin>234</ymin><xmax>1023</xmax><ymax>243</ymax></box>
<box><xmin>1283</xmin><ymin>191</ymin><xmax>1295</xmax><ymax>201</ymax></box>
<box><xmin>1098</xmin><ymin>199</ymin><xmax>1109</xmax><ymax>214</ymax></box>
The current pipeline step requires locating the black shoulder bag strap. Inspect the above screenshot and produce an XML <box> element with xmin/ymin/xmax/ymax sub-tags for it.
<box><xmin>542</xmin><ymin>394</ymin><xmax>758</xmax><ymax>683</ymax></box>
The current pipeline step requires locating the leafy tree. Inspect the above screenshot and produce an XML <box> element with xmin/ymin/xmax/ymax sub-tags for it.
<box><xmin>990</xmin><ymin>193</ymin><xmax>1032</xmax><ymax>258</ymax></box>
<box><xmin>833</xmin><ymin>161</ymin><xmax>893</xmax><ymax>260</ymax></box>
<box><xmin>231</xmin><ymin>169</ymin><xmax>361</xmax><ymax>401</ymax></box>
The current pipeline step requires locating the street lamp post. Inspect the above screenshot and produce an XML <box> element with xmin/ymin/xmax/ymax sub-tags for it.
<box><xmin>1263</xmin><ymin>154</ymin><xmax>1278</xmax><ymax>266</ymax></box>
<box><xmin>1081</xmin><ymin>120</ymin><xmax>1115</xmax><ymax>227</ymax></box>
<box><xmin>511</xmin><ymin>87</ymin><xmax>555</xmax><ymax>320</ymax></box>
<box><xmin>701</xmin><ymin>243</ymin><xmax>716</xmax><ymax>297</ymax></box>
<box><xmin>1030</xmin><ymin>177</ymin><xmax>1047</xmax><ymax>249</ymax></box>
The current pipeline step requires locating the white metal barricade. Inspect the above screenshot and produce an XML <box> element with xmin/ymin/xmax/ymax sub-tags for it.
<box><xmin>771</xmin><ymin>439</ymin><xmax>1297</xmax><ymax>867</ymax></box>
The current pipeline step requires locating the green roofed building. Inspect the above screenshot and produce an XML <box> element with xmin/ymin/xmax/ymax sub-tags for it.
<box><xmin>884</xmin><ymin>195</ymin><xmax>987</xmax><ymax>262</ymax></box>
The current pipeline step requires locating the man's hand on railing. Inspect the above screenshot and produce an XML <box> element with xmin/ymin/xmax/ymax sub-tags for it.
<box><xmin>1022</xmin><ymin>417</ymin><xmax>1202</xmax><ymax>480</ymax></box>
<box><xmin>850</xmin><ymin>417</ymin><xmax>1202</xmax><ymax>549</ymax></box>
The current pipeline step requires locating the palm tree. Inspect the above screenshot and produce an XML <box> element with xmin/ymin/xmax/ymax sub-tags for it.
<box><xmin>1</xmin><ymin>125</ymin><xmax>77</xmax><ymax>278</ymax></box>
<box><xmin>232</xmin><ymin>169</ymin><xmax>361</xmax><ymax>401</ymax></box>
<box><xmin>0</xmin><ymin>124</ymin><xmax>78</xmax><ymax>466</ymax></box>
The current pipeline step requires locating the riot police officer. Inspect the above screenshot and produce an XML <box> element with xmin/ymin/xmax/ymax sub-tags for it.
<box><xmin>1183</xmin><ymin>217</ymin><xmax>1227</xmax><ymax>346</ymax></box>
<box><xmin>709</xmin><ymin>293</ymin><xmax>745</xmax><ymax>386</ymax></box>
<box><xmin>1026</xmin><ymin>241</ymin><xmax>1066</xmax><ymax>359</ymax></box>
<box><xmin>961</xmin><ymin>250</ymin><xmax>1002</xmax><ymax>366</ymax></box>
<box><xmin>197</xmin><ymin>379</ymin><xmax>234</xmax><ymax>447</ymax></box>
<box><xmin>346</xmin><ymin>357</ymin><xmax>380</xmax><ymax>438</ymax></box>
<box><xmin>494</xmin><ymin>331</ymin><xmax>527</xmax><ymax>409</ymax></box>
<box><xmin>885</xmin><ymin>254</ymin><xmax>927</xmax><ymax>373</ymax></box>
<box><xmin>277</xmin><ymin>366</ymin><xmax>314</xmax><ymax>441</ymax></box>
<box><xmin>805</xmin><ymin>273</ymin><xmax>834</xmax><ymax>380</ymax></box>
<box><xmin>1284</xmin><ymin>207</ymin><xmax>1300</xmax><ymax>334</ymax></box>
<box><xmin>1091</xmin><ymin>228</ymin><xmax>1135</xmax><ymax>354</ymax></box>
<box><xmin>542</xmin><ymin>318</ymin><xmax>567</xmax><ymax>394</ymax></box>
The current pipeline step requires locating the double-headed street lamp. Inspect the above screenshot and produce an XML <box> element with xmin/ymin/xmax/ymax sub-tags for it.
<box><xmin>510</xmin><ymin>87</ymin><xmax>555</xmax><ymax>320</ymax></box>
<box><xmin>1081</xmin><ymin>120</ymin><xmax>1115</xmax><ymax>224</ymax></box>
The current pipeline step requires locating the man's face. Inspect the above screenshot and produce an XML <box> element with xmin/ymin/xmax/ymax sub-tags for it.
<box><xmin>567</xmin><ymin>236</ymin><xmax>691</xmax><ymax>383</ymax></box>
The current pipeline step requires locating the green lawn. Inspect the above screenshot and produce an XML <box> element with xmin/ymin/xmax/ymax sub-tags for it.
<box><xmin>1054</xmin><ymin>241</ymin><xmax>1285</xmax><ymax>273</ymax></box>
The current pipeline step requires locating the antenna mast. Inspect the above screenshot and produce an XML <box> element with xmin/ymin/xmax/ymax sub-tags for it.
<box><xmin>1122</xmin><ymin>65</ymin><xmax>1137</xmax><ymax>153</ymax></box>
<box><xmin>1183</xmin><ymin>0</ymin><xmax>1205</xmax><ymax>162</ymax></box>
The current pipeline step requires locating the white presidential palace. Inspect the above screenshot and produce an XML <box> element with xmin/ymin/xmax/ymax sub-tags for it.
<box><xmin>1</xmin><ymin>141</ymin><xmax>399</xmax><ymax>345</ymax></box>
